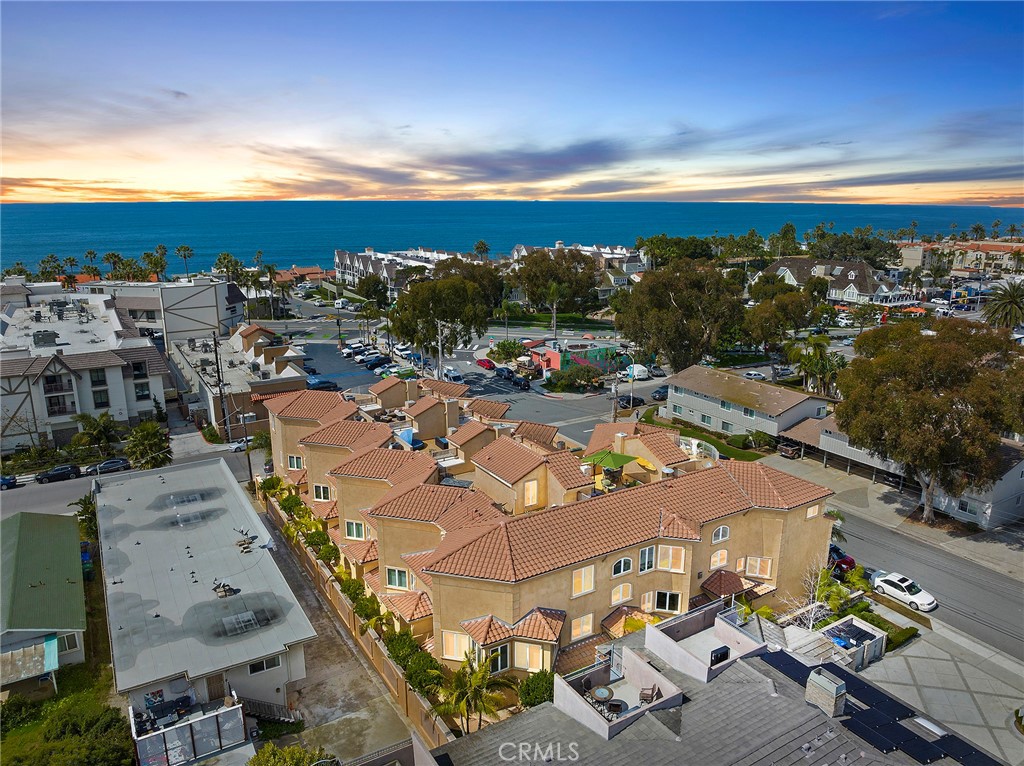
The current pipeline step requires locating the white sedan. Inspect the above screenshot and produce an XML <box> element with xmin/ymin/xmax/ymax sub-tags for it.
<box><xmin>743</xmin><ymin>371</ymin><xmax>766</xmax><ymax>380</ymax></box>
<box><xmin>870</xmin><ymin>571</ymin><xmax>938</xmax><ymax>611</ymax></box>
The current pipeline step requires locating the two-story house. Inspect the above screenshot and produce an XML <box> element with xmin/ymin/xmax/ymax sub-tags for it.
<box><xmin>752</xmin><ymin>257</ymin><xmax>916</xmax><ymax>307</ymax></box>
<box><xmin>264</xmin><ymin>390</ymin><xmax>361</xmax><ymax>489</ymax></box>
<box><xmin>664</xmin><ymin>366</ymin><xmax>829</xmax><ymax>438</ymax></box>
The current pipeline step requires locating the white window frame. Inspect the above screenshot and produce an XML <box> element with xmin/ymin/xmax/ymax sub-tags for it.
<box><xmin>313</xmin><ymin>484</ymin><xmax>331</xmax><ymax>502</ymax></box>
<box><xmin>386</xmin><ymin>567</ymin><xmax>408</xmax><ymax>590</ymax></box>
<box><xmin>710</xmin><ymin>550</ymin><xmax>728</xmax><ymax>570</ymax></box>
<box><xmin>488</xmin><ymin>643</ymin><xmax>510</xmax><ymax>674</ymax></box>
<box><xmin>640</xmin><ymin>591</ymin><xmax>654</xmax><ymax>612</ymax></box>
<box><xmin>57</xmin><ymin>633</ymin><xmax>79</xmax><ymax>654</ymax></box>
<box><xmin>743</xmin><ymin>407</ymin><xmax>755</xmax><ymax>419</ymax></box>
<box><xmin>700</xmin><ymin>414</ymin><xmax>713</xmax><ymax>426</ymax></box>
<box><xmin>638</xmin><ymin>545</ymin><xmax>655</xmax><ymax>573</ymax></box>
<box><xmin>712</xmin><ymin>525</ymin><xmax>730</xmax><ymax>544</ymax></box>
<box><xmin>514</xmin><ymin>642</ymin><xmax>544</xmax><ymax>672</ymax></box>
<box><xmin>806</xmin><ymin>504</ymin><xmax>819</xmax><ymax>518</ymax></box>
<box><xmin>657</xmin><ymin>545</ymin><xmax>685</xmax><ymax>573</ymax></box>
<box><xmin>655</xmin><ymin>591</ymin><xmax>681</xmax><ymax>613</ymax></box>
<box><xmin>611</xmin><ymin>557</ymin><xmax>632</xmax><ymax>578</ymax></box>
<box><xmin>720</xmin><ymin>400</ymin><xmax>732</xmax><ymax>411</ymax></box>
<box><xmin>736</xmin><ymin>557</ymin><xmax>746</xmax><ymax>572</ymax></box>
<box><xmin>523</xmin><ymin>478</ymin><xmax>539</xmax><ymax>507</ymax></box>
<box><xmin>611</xmin><ymin>583</ymin><xmax>633</xmax><ymax>605</ymax></box>
<box><xmin>248</xmin><ymin>655</ymin><xmax>282</xmax><ymax>675</ymax></box>
<box><xmin>816</xmin><ymin>406</ymin><xmax>827</xmax><ymax>418</ymax></box>
<box><xmin>570</xmin><ymin>614</ymin><xmax>593</xmax><ymax>641</ymax></box>
<box><xmin>721</xmin><ymin>421</ymin><xmax>734</xmax><ymax>433</ymax></box>
<box><xmin>345</xmin><ymin>520</ymin><xmax>364</xmax><ymax>540</ymax></box>
<box><xmin>287</xmin><ymin>455</ymin><xmax>303</xmax><ymax>470</ymax></box>
<box><xmin>571</xmin><ymin>565</ymin><xmax>594</xmax><ymax>597</ymax></box>
<box><xmin>442</xmin><ymin>631</ymin><xmax>472</xmax><ymax>661</ymax></box>
<box><xmin>746</xmin><ymin>556</ymin><xmax>772</xmax><ymax>578</ymax></box>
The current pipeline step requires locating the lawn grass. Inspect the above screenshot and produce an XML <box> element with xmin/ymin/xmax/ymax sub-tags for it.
<box><xmin>867</xmin><ymin>592</ymin><xmax>934</xmax><ymax>629</ymax></box>
<box><xmin>640</xmin><ymin>408</ymin><xmax>762</xmax><ymax>461</ymax></box>
<box><xmin>712</xmin><ymin>353</ymin><xmax>770</xmax><ymax>367</ymax></box>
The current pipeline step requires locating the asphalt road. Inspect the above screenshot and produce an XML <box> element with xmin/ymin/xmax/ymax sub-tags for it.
<box><xmin>838</xmin><ymin>514</ymin><xmax>1024</xmax><ymax>661</ymax></box>
<box><xmin>0</xmin><ymin>451</ymin><xmax>252</xmax><ymax>519</ymax></box>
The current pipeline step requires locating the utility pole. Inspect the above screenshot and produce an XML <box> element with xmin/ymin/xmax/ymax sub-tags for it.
<box><xmin>435</xmin><ymin>318</ymin><xmax>444</xmax><ymax>380</ymax></box>
<box><xmin>211</xmin><ymin>331</ymin><xmax>233</xmax><ymax>441</ymax></box>
<box><xmin>239</xmin><ymin>411</ymin><xmax>254</xmax><ymax>483</ymax></box>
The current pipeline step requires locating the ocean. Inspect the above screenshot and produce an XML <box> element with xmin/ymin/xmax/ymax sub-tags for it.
<box><xmin>1</xmin><ymin>200</ymin><xmax>1018</xmax><ymax>274</ymax></box>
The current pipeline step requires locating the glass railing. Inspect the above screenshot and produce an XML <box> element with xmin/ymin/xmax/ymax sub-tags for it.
<box><xmin>135</xmin><ymin>703</ymin><xmax>245</xmax><ymax>766</ymax></box>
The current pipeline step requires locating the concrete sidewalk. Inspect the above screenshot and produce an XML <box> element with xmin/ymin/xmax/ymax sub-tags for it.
<box><xmin>859</xmin><ymin>601</ymin><xmax>1024</xmax><ymax>765</ymax></box>
<box><xmin>761</xmin><ymin>454</ymin><xmax>1024</xmax><ymax>582</ymax></box>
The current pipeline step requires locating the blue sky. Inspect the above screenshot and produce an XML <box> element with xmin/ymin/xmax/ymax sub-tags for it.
<box><xmin>2</xmin><ymin>1</ymin><xmax>1021</xmax><ymax>204</ymax></box>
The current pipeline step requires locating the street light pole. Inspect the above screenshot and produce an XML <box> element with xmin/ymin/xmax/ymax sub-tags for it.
<box><xmin>336</xmin><ymin>314</ymin><xmax>342</xmax><ymax>350</ymax></box>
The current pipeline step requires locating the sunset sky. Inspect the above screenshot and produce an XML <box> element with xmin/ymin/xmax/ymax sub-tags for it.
<box><xmin>2</xmin><ymin>1</ymin><xmax>1022</xmax><ymax>205</ymax></box>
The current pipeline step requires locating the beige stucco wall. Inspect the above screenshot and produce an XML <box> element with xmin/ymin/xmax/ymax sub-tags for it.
<box><xmin>374</xmin><ymin>380</ymin><xmax>418</xmax><ymax>411</ymax></box>
<box><xmin>300</xmin><ymin>443</ymin><xmax>354</xmax><ymax>501</ymax></box>
<box><xmin>376</xmin><ymin>517</ymin><xmax>443</xmax><ymax>587</ymax></box>
<box><xmin>270</xmin><ymin>413</ymin><xmax>331</xmax><ymax>478</ymax></box>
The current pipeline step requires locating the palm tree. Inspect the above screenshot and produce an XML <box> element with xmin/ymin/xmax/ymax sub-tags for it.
<box><xmin>969</xmin><ymin>222</ymin><xmax>987</xmax><ymax>241</ymax></box>
<box><xmin>782</xmin><ymin>334</ymin><xmax>829</xmax><ymax>392</ymax></box>
<box><xmin>262</xmin><ymin>263</ymin><xmax>278</xmax><ymax>315</ymax></box>
<box><xmin>981</xmin><ymin>281</ymin><xmax>1024</xmax><ymax>329</ymax></box>
<box><xmin>124</xmin><ymin>421</ymin><xmax>172</xmax><ymax>469</ymax></box>
<box><xmin>68</xmin><ymin>493</ymin><xmax>98</xmax><ymax>540</ymax></box>
<box><xmin>464</xmin><ymin>653</ymin><xmax>519</xmax><ymax>729</ymax></box>
<box><xmin>546</xmin><ymin>282</ymin><xmax>570</xmax><ymax>342</ymax></box>
<box><xmin>277</xmin><ymin>280</ymin><xmax>293</xmax><ymax>319</ymax></box>
<box><xmin>153</xmin><ymin>244</ymin><xmax>169</xmax><ymax>280</ymax></box>
<box><xmin>176</xmin><ymin>245</ymin><xmax>195</xmax><ymax>280</ymax></box>
<box><xmin>497</xmin><ymin>299</ymin><xmax>515</xmax><ymax>341</ymax></box>
<box><xmin>1006</xmin><ymin>223</ymin><xmax>1020</xmax><ymax>242</ymax></box>
<box><xmin>70</xmin><ymin>412</ymin><xmax>123</xmax><ymax>456</ymax></box>
<box><xmin>359</xmin><ymin>609</ymin><xmax>397</xmax><ymax>638</ymax></box>
<box><xmin>473</xmin><ymin>240</ymin><xmax>490</xmax><ymax>258</ymax></box>
<box><xmin>908</xmin><ymin>220</ymin><xmax>918</xmax><ymax>243</ymax></box>
<box><xmin>949</xmin><ymin>223</ymin><xmax>958</xmax><ymax>241</ymax></box>
<box><xmin>991</xmin><ymin>219</ymin><xmax>1003</xmax><ymax>239</ymax></box>
<box><xmin>62</xmin><ymin>256</ymin><xmax>78</xmax><ymax>277</ymax></box>
<box><xmin>83</xmin><ymin>249</ymin><xmax>98</xmax><ymax>270</ymax></box>
<box><xmin>432</xmin><ymin>662</ymin><xmax>472</xmax><ymax>734</ymax></box>
<box><xmin>102</xmin><ymin>252</ymin><xmax>123</xmax><ymax>276</ymax></box>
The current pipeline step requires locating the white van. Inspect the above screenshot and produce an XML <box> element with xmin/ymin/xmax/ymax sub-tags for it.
<box><xmin>334</xmin><ymin>299</ymin><xmax>348</xmax><ymax>309</ymax></box>
<box><xmin>617</xmin><ymin>364</ymin><xmax>649</xmax><ymax>382</ymax></box>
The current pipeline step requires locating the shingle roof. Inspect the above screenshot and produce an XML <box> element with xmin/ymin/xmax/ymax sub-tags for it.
<box><xmin>779</xmin><ymin>415</ymin><xmax>828</xmax><ymax>447</ymax></box>
<box><xmin>299</xmin><ymin>419</ymin><xmax>393</xmax><ymax>450</ymax></box>
<box><xmin>114</xmin><ymin>346</ymin><xmax>170</xmax><ymax>375</ymax></box>
<box><xmin>513</xmin><ymin>420</ymin><xmax>559</xmax><ymax>446</ymax></box>
<box><xmin>544</xmin><ymin>450</ymin><xmax>592</xmax><ymax>490</ymax></box>
<box><xmin>465</xmin><ymin>398</ymin><xmax>511</xmax><ymax>419</ymax></box>
<box><xmin>447</xmin><ymin>419</ymin><xmax>490</xmax><ymax>446</ymax></box>
<box><xmin>423</xmin><ymin>464</ymin><xmax>831</xmax><ymax>583</ymax></box>
<box><xmin>404</xmin><ymin>395</ymin><xmax>442</xmax><ymax>419</ymax></box>
<box><xmin>419</xmin><ymin>378</ymin><xmax>470</xmax><ymax>399</ymax></box>
<box><xmin>512</xmin><ymin>607</ymin><xmax>565</xmax><ymax>642</ymax></box>
<box><xmin>60</xmin><ymin>350</ymin><xmax>129</xmax><ymax>371</ymax></box>
<box><xmin>461</xmin><ymin>615</ymin><xmax>513</xmax><ymax>646</ymax></box>
<box><xmin>701</xmin><ymin>568</ymin><xmax>756</xmax><ymax>598</ymax></box>
<box><xmin>0</xmin><ymin>356</ymin><xmax>51</xmax><ymax>378</ymax></box>
<box><xmin>666</xmin><ymin>365</ymin><xmax>822</xmax><ymax>416</ymax></box>
<box><xmin>1</xmin><ymin>513</ymin><xmax>86</xmax><ymax>632</ymax></box>
<box><xmin>265</xmin><ymin>390</ymin><xmax>358</xmax><ymax>422</ymax></box>
<box><xmin>472</xmin><ymin>437</ymin><xmax>545</xmax><ymax>485</ymax></box>
<box><xmin>382</xmin><ymin>591</ymin><xmax>433</xmax><ymax>622</ymax></box>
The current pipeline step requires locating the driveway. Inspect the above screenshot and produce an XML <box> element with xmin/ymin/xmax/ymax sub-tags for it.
<box><xmin>260</xmin><ymin>509</ymin><xmax>412</xmax><ymax>762</ymax></box>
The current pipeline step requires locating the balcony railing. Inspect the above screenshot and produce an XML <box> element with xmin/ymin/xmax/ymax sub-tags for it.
<box><xmin>133</xmin><ymin>701</ymin><xmax>246</xmax><ymax>766</ymax></box>
<box><xmin>43</xmin><ymin>382</ymin><xmax>73</xmax><ymax>394</ymax></box>
<box><xmin>46</xmin><ymin>403</ymin><xmax>77</xmax><ymax>417</ymax></box>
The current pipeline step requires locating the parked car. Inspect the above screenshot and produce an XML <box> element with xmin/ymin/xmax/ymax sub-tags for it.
<box><xmin>953</xmin><ymin>303</ymin><xmax>973</xmax><ymax>311</ymax></box>
<box><xmin>828</xmin><ymin>543</ymin><xmax>856</xmax><ymax>574</ymax></box>
<box><xmin>306</xmin><ymin>376</ymin><xmax>339</xmax><ymax>391</ymax></box>
<box><xmin>870</xmin><ymin>571</ymin><xmax>937</xmax><ymax>611</ymax></box>
<box><xmin>810</xmin><ymin>327</ymin><xmax>829</xmax><ymax>336</ymax></box>
<box><xmin>495</xmin><ymin>366</ymin><xmax>515</xmax><ymax>380</ymax></box>
<box><xmin>517</xmin><ymin>337</ymin><xmax>532</xmax><ymax>345</ymax></box>
<box><xmin>354</xmin><ymin>349</ymin><xmax>381</xmax><ymax>364</ymax></box>
<box><xmin>1</xmin><ymin>475</ymin><xmax>19</xmax><ymax>490</ymax></box>
<box><xmin>442</xmin><ymin>366</ymin><xmax>465</xmax><ymax>384</ymax></box>
<box><xmin>302</xmin><ymin>364</ymin><xmax>319</xmax><ymax>375</ymax></box>
<box><xmin>778</xmin><ymin>443</ymin><xmax>801</xmax><ymax>459</ymax></box>
<box><xmin>476</xmin><ymin>358</ymin><xmax>496</xmax><ymax>370</ymax></box>
<box><xmin>617</xmin><ymin>364</ymin><xmax>649</xmax><ymax>382</ymax></box>
<box><xmin>745</xmin><ymin>299</ymin><xmax>757</xmax><ymax>308</ymax></box>
<box><xmin>842</xmin><ymin>338</ymin><xmax>855</xmax><ymax>347</ymax></box>
<box><xmin>617</xmin><ymin>395</ymin><xmax>646</xmax><ymax>409</ymax></box>
<box><xmin>651</xmin><ymin>385</ymin><xmax>669</xmax><ymax>401</ymax></box>
<box><xmin>743</xmin><ymin>371</ymin><xmax>767</xmax><ymax>380</ymax></box>
<box><xmin>334</xmin><ymin>299</ymin><xmax>348</xmax><ymax>309</ymax></box>
<box><xmin>393</xmin><ymin>343</ymin><xmax>411</xmax><ymax>357</ymax></box>
<box><xmin>312</xmin><ymin>299</ymin><xmax>326</xmax><ymax>307</ymax></box>
<box><xmin>341</xmin><ymin>342</ymin><xmax>364</xmax><ymax>357</ymax></box>
<box><xmin>775</xmin><ymin>366</ymin><xmax>795</xmax><ymax>377</ymax></box>
<box><xmin>376</xmin><ymin>363</ymin><xmax>401</xmax><ymax>376</ymax></box>
<box><xmin>835</xmin><ymin>315</ymin><xmax>854</xmax><ymax>327</ymax></box>
<box><xmin>36</xmin><ymin>464</ymin><xmax>82</xmax><ymax>483</ymax></box>
<box><xmin>649</xmin><ymin>365</ymin><xmax>667</xmax><ymax>377</ymax></box>
<box><xmin>85</xmin><ymin>457</ymin><xmax>131</xmax><ymax>475</ymax></box>
<box><xmin>230</xmin><ymin>436</ymin><xmax>255</xmax><ymax>453</ymax></box>
<box><xmin>510</xmin><ymin>375</ymin><xmax>532</xmax><ymax>391</ymax></box>
<box><xmin>366</xmin><ymin>355</ymin><xmax>392</xmax><ymax>370</ymax></box>
<box><xmin>932</xmin><ymin>298</ymin><xmax>949</xmax><ymax>305</ymax></box>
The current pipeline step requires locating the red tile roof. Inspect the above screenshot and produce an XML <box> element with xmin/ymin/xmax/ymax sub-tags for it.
<box><xmin>601</xmin><ymin>606</ymin><xmax>658</xmax><ymax>638</ymax></box>
<box><xmin>286</xmin><ymin>469</ymin><xmax>307</xmax><ymax>486</ymax></box>
<box><xmin>512</xmin><ymin>607</ymin><xmax>565</xmax><ymax>642</ymax></box>
<box><xmin>369</xmin><ymin>484</ymin><xmax>469</xmax><ymax>522</ymax></box>
<box><xmin>554</xmin><ymin>635</ymin><xmax>607</xmax><ymax>675</ymax></box>
<box><xmin>544</xmin><ymin>450</ymin><xmax>593</xmax><ymax>491</ymax></box>
<box><xmin>513</xmin><ymin>421</ymin><xmax>559</xmax><ymax>446</ymax></box>
<box><xmin>383</xmin><ymin>591</ymin><xmax>433</xmax><ymax>622</ymax></box>
<box><xmin>329</xmin><ymin>533</ymin><xmax>379</xmax><ymax>565</ymax></box>
<box><xmin>461</xmin><ymin>615</ymin><xmax>513</xmax><ymax>646</ymax></box>
<box><xmin>404</xmin><ymin>396</ymin><xmax>443</xmax><ymax>419</ymax></box>
<box><xmin>448</xmin><ymin>419</ymin><xmax>490</xmax><ymax>446</ymax></box>
<box><xmin>239</xmin><ymin>323</ymin><xmax>272</xmax><ymax>339</ymax></box>
<box><xmin>635</xmin><ymin>430</ymin><xmax>693</xmax><ymax>466</ymax></box>
<box><xmin>299</xmin><ymin>419</ymin><xmax>393</xmax><ymax>450</ymax></box>
<box><xmin>701</xmin><ymin>569</ymin><xmax>756</xmax><ymax>598</ymax></box>
<box><xmin>472</xmin><ymin>436</ymin><xmax>545</xmax><ymax>485</ymax></box>
<box><xmin>265</xmin><ymin>390</ymin><xmax>358</xmax><ymax>422</ymax></box>
<box><xmin>585</xmin><ymin>421</ymin><xmax>674</xmax><ymax>455</ymax></box>
<box><xmin>465</xmin><ymin>398</ymin><xmax>512</xmax><ymax>420</ymax></box>
<box><xmin>329</xmin><ymin>448</ymin><xmax>437</xmax><ymax>488</ymax></box>
<box><xmin>401</xmin><ymin>550</ymin><xmax>436</xmax><ymax>589</ymax></box>
<box><xmin>363</xmin><ymin>569</ymin><xmax>382</xmax><ymax>596</ymax></box>
<box><xmin>368</xmin><ymin>376</ymin><xmax>406</xmax><ymax>396</ymax></box>
<box><xmin>423</xmin><ymin>464</ymin><xmax>831</xmax><ymax>583</ymax></box>
<box><xmin>300</xmin><ymin>492</ymin><xmax>337</xmax><ymax>520</ymax></box>
<box><xmin>420</xmin><ymin>379</ymin><xmax>470</xmax><ymax>399</ymax></box>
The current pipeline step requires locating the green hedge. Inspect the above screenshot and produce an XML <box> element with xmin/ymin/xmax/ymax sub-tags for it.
<box><xmin>338</xmin><ymin>577</ymin><xmax>365</xmax><ymax>603</ymax></box>
<box><xmin>639</xmin><ymin>409</ymin><xmax>762</xmax><ymax>461</ymax></box>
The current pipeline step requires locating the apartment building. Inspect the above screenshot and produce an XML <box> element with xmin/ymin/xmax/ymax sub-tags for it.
<box><xmin>664</xmin><ymin>365</ymin><xmax>829</xmax><ymax>439</ymax></box>
<box><xmin>1</xmin><ymin>293</ymin><xmax>169</xmax><ymax>451</ymax></box>
<box><xmin>96</xmin><ymin>460</ymin><xmax>316</xmax><ymax>764</ymax></box>
<box><xmin>81</xmin><ymin>276</ymin><xmax>247</xmax><ymax>341</ymax></box>
<box><xmin>752</xmin><ymin>257</ymin><xmax>916</xmax><ymax>307</ymax></box>
<box><xmin>171</xmin><ymin>323</ymin><xmax>310</xmax><ymax>433</ymax></box>
<box><xmin>334</xmin><ymin>247</ymin><xmax>485</xmax><ymax>300</ymax></box>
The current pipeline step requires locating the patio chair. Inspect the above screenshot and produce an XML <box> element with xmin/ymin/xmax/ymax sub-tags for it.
<box><xmin>639</xmin><ymin>685</ymin><xmax>659</xmax><ymax>704</ymax></box>
<box><xmin>582</xmin><ymin>677</ymin><xmax>593</xmax><ymax>693</ymax></box>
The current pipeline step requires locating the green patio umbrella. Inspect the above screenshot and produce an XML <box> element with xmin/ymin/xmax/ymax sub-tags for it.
<box><xmin>580</xmin><ymin>449</ymin><xmax>637</xmax><ymax>469</ymax></box>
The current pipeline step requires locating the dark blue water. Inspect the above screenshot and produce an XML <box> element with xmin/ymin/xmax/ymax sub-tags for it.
<box><xmin>1</xmin><ymin>201</ymin><xmax>1017</xmax><ymax>273</ymax></box>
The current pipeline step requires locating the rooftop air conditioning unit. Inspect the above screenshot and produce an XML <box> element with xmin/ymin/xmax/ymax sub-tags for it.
<box><xmin>228</xmin><ymin>360</ymin><xmax>236</xmax><ymax>368</ymax></box>
<box><xmin>261</xmin><ymin>371</ymin><xmax>271</xmax><ymax>380</ymax></box>
<box><xmin>187</xmin><ymin>338</ymin><xmax>197</xmax><ymax>350</ymax></box>
<box><xmin>250</xmin><ymin>362</ymin><xmax>261</xmax><ymax>374</ymax></box>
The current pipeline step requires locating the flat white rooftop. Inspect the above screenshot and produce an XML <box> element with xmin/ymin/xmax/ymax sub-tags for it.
<box><xmin>1</xmin><ymin>297</ymin><xmax>125</xmax><ymax>354</ymax></box>
<box><xmin>95</xmin><ymin>459</ymin><xmax>317</xmax><ymax>692</ymax></box>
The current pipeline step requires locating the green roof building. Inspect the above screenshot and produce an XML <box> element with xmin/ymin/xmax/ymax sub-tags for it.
<box><xmin>1</xmin><ymin>512</ymin><xmax>87</xmax><ymax>697</ymax></box>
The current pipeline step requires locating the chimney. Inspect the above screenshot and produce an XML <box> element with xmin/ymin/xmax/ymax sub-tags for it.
<box><xmin>805</xmin><ymin>668</ymin><xmax>846</xmax><ymax>718</ymax></box>
<box><xmin>55</xmin><ymin>349</ymin><xmax>64</xmax><ymax>355</ymax></box>
<box><xmin>613</xmin><ymin>432</ymin><xmax>628</xmax><ymax>453</ymax></box>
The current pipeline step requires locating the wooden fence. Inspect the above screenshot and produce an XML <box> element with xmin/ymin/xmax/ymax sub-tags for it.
<box><xmin>264</xmin><ymin>498</ymin><xmax>456</xmax><ymax>749</ymax></box>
